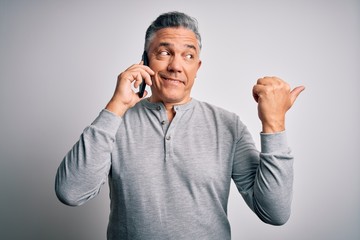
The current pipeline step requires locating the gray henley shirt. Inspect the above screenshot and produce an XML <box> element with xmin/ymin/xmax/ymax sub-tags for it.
<box><xmin>55</xmin><ymin>98</ymin><xmax>293</xmax><ymax>240</ymax></box>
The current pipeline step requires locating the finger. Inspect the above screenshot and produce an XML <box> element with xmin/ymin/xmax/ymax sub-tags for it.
<box><xmin>131</xmin><ymin>62</ymin><xmax>154</xmax><ymax>79</ymax></box>
<box><xmin>140</xmin><ymin>90</ymin><xmax>148</xmax><ymax>98</ymax></box>
<box><xmin>252</xmin><ymin>86</ymin><xmax>259</xmax><ymax>103</ymax></box>
<box><xmin>137</xmin><ymin>66</ymin><xmax>153</xmax><ymax>86</ymax></box>
<box><xmin>125</xmin><ymin>63</ymin><xmax>141</xmax><ymax>72</ymax></box>
<box><xmin>252</xmin><ymin>85</ymin><xmax>267</xmax><ymax>103</ymax></box>
<box><xmin>144</xmin><ymin>74</ymin><xmax>152</xmax><ymax>86</ymax></box>
<box><xmin>143</xmin><ymin>64</ymin><xmax>154</xmax><ymax>76</ymax></box>
<box><xmin>136</xmin><ymin>68</ymin><xmax>153</xmax><ymax>87</ymax></box>
<box><xmin>142</xmin><ymin>67</ymin><xmax>154</xmax><ymax>86</ymax></box>
<box><xmin>126</xmin><ymin>62</ymin><xmax>152</xmax><ymax>72</ymax></box>
<box><xmin>133</xmin><ymin>72</ymin><xmax>143</xmax><ymax>88</ymax></box>
<box><xmin>257</xmin><ymin>76</ymin><xmax>280</xmax><ymax>86</ymax></box>
<box><xmin>290</xmin><ymin>86</ymin><xmax>305</xmax><ymax>104</ymax></box>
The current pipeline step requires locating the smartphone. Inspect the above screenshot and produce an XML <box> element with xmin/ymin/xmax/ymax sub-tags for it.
<box><xmin>138</xmin><ymin>51</ymin><xmax>149</xmax><ymax>98</ymax></box>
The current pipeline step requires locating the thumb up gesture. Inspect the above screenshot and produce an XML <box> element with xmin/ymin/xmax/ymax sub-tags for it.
<box><xmin>252</xmin><ymin>76</ymin><xmax>305</xmax><ymax>133</ymax></box>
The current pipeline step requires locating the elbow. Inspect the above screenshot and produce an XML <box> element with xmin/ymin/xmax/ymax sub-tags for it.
<box><xmin>54</xmin><ymin>170</ymin><xmax>102</xmax><ymax>207</ymax></box>
<box><xmin>55</xmin><ymin>175</ymin><xmax>85</xmax><ymax>207</ymax></box>
<box><xmin>55</xmin><ymin>190</ymin><xmax>81</xmax><ymax>207</ymax></box>
<box><xmin>254</xmin><ymin>202</ymin><xmax>292</xmax><ymax>226</ymax></box>
<box><xmin>261</xmin><ymin>212</ymin><xmax>290</xmax><ymax>226</ymax></box>
<box><xmin>54</xmin><ymin>164</ymin><xmax>87</xmax><ymax>207</ymax></box>
<box><xmin>54</xmin><ymin>176</ymin><xmax>99</xmax><ymax>207</ymax></box>
<box><xmin>55</xmin><ymin>183</ymin><xmax>83</xmax><ymax>207</ymax></box>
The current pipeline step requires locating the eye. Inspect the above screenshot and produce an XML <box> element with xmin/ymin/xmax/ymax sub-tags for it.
<box><xmin>185</xmin><ymin>54</ymin><xmax>194</xmax><ymax>59</ymax></box>
<box><xmin>160</xmin><ymin>51</ymin><xmax>169</xmax><ymax>56</ymax></box>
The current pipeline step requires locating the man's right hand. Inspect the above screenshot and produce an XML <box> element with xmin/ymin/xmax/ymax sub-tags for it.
<box><xmin>105</xmin><ymin>61</ymin><xmax>154</xmax><ymax>116</ymax></box>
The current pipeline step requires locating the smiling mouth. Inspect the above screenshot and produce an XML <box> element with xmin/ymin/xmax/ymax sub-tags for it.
<box><xmin>160</xmin><ymin>75</ymin><xmax>184</xmax><ymax>85</ymax></box>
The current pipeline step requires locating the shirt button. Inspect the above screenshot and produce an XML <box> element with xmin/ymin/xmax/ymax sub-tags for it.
<box><xmin>166</xmin><ymin>135</ymin><xmax>171</xmax><ymax>140</ymax></box>
<box><xmin>161</xmin><ymin>120</ymin><xmax>166</xmax><ymax>125</ymax></box>
<box><xmin>156</xmin><ymin>106</ymin><xmax>161</xmax><ymax>111</ymax></box>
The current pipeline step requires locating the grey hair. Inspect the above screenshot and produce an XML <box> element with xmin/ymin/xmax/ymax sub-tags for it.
<box><xmin>144</xmin><ymin>11</ymin><xmax>202</xmax><ymax>52</ymax></box>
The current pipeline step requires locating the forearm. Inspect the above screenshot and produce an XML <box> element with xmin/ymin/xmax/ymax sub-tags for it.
<box><xmin>55</xmin><ymin>110</ymin><xmax>121</xmax><ymax>206</ymax></box>
<box><xmin>233</xmin><ymin>128</ymin><xmax>293</xmax><ymax>225</ymax></box>
<box><xmin>252</xmin><ymin>132</ymin><xmax>293</xmax><ymax>225</ymax></box>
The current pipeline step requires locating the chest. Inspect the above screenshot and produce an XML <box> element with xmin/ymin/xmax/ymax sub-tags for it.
<box><xmin>110</xmin><ymin>109</ymin><xmax>235</xmax><ymax>190</ymax></box>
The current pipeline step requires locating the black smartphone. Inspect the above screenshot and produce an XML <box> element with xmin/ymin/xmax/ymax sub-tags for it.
<box><xmin>138</xmin><ymin>51</ymin><xmax>148</xmax><ymax>98</ymax></box>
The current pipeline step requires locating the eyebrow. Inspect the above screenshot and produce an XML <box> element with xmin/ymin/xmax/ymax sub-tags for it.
<box><xmin>158</xmin><ymin>42</ymin><xmax>197</xmax><ymax>51</ymax></box>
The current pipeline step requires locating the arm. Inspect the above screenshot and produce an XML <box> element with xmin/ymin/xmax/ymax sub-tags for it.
<box><xmin>55</xmin><ymin>110</ymin><xmax>121</xmax><ymax>206</ymax></box>
<box><xmin>232</xmin><ymin>127</ymin><xmax>293</xmax><ymax>225</ymax></box>
<box><xmin>55</xmin><ymin>61</ymin><xmax>154</xmax><ymax>206</ymax></box>
<box><xmin>233</xmin><ymin>77</ymin><xmax>304</xmax><ymax>225</ymax></box>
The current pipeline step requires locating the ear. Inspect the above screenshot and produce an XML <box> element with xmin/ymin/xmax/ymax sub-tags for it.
<box><xmin>197</xmin><ymin>59</ymin><xmax>202</xmax><ymax>70</ymax></box>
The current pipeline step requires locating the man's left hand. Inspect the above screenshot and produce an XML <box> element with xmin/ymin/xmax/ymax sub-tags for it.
<box><xmin>252</xmin><ymin>76</ymin><xmax>305</xmax><ymax>133</ymax></box>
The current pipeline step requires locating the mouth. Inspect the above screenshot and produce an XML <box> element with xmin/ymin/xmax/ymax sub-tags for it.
<box><xmin>160</xmin><ymin>74</ymin><xmax>184</xmax><ymax>85</ymax></box>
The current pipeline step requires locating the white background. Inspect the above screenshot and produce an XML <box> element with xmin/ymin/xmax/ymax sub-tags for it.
<box><xmin>0</xmin><ymin>0</ymin><xmax>359</xmax><ymax>239</ymax></box>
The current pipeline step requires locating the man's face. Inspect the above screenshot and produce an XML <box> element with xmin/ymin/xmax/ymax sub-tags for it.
<box><xmin>147</xmin><ymin>27</ymin><xmax>202</xmax><ymax>105</ymax></box>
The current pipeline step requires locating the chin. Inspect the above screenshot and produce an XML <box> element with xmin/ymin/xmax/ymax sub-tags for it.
<box><xmin>163</xmin><ymin>95</ymin><xmax>185</xmax><ymax>104</ymax></box>
<box><xmin>156</xmin><ymin>92</ymin><xmax>188</xmax><ymax>104</ymax></box>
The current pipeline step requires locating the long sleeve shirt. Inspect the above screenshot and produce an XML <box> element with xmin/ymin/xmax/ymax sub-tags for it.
<box><xmin>55</xmin><ymin>98</ymin><xmax>293</xmax><ymax>240</ymax></box>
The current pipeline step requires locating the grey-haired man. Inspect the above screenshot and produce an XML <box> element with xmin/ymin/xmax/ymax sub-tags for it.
<box><xmin>55</xmin><ymin>11</ymin><xmax>304</xmax><ymax>240</ymax></box>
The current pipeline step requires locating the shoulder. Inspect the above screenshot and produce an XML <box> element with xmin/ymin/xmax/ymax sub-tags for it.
<box><xmin>194</xmin><ymin>99</ymin><xmax>246</xmax><ymax>133</ymax></box>
<box><xmin>193</xmin><ymin>99</ymin><xmax>250</xmax><ymax>142</ymax></box>
<box><xmin>195</xmin><ymin>99</ymin><xmax>239</xmax><ymax>121</ymax></box>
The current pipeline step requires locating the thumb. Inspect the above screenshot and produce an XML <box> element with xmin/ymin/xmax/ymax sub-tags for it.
<box><xmin>290</xmin><ymin>86</ymin><xmax>305</xmax><ymax>104</ymax></box>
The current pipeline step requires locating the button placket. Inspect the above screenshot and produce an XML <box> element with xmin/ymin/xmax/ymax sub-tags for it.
<box><xmin>164</xmin><ymin>132</ymin><xmax>172</xmax><ymax>162</ymax></box>
<box><xmin>164</xmin><ymin>110</ymin><xmax>179</xmax><ymax>162</ymax></box>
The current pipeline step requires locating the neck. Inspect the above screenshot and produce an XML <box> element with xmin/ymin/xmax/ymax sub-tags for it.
<box><xmin>148</xmin><ymin>96</ymin><xmax>192</xmax><ymax>122</ymax></box>
<box><xmin>163</xmin><ymin>104</ymin><xmax>176</xmax><ymax>122</ymax></box>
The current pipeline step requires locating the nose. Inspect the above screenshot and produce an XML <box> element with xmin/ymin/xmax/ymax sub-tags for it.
<box><xmin>167</xmin><ymin>55</ymin><xmax>182</xmax><ymax>73</ymax></box>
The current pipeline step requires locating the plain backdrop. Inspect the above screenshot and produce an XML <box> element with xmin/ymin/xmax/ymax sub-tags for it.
<box><xmin>1</xmin><ymin>0</ymin><xmax>359</xmax><ymax>239</ymax></box>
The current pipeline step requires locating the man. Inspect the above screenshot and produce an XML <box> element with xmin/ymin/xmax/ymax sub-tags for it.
<box><xmin>55</xmin><ymin>11</ymin><xmax>304</xmax><ymax>240</ymax></box>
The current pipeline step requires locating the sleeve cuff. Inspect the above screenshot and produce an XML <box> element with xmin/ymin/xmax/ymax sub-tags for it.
<box><xmin>91</xmin><ymin>109</ymin><xmax>123</xmax><ymax>136</ymax></box>
<box><xmin>260</xmin><ymin>131</ymin><xmax>289</xmax><ymax>153</ymax></box>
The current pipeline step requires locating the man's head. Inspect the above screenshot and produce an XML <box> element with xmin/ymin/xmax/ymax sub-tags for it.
<box><xmin>145</xmin><ymin>12</ymin><xmax>202</xmax><ymax>106</ymax></box>
<box><xmin>144</xmin><ymin>11</ymin><xmax>202</xmax><ymax>53</ymax></box>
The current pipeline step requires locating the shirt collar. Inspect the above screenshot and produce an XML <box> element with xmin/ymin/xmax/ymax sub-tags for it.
<box><xmin>141</xmin><ymin>98</ymin><xmax>197</xmax><ymax>112</ymax></box>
